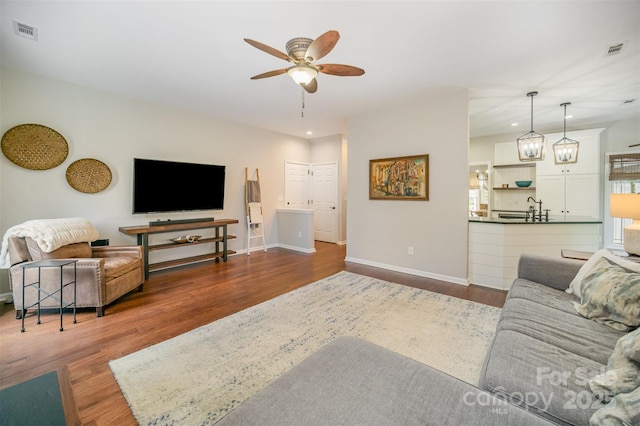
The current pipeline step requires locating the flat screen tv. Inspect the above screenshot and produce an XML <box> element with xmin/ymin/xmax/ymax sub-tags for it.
<box><xmin>133</xmin><ymin>158</ymin><xmax>225</xmax><ymax>214</ymax></box>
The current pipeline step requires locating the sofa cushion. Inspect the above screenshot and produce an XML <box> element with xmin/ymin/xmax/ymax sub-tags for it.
<box><xmin>508</xmin><ymin>278</ymin><xmax>580</xmax><ymax>316</ymax></box>
<box><xmin>574</xmin><ymin>257</ymin><xmax>640</xmax><ymax>331</ymax></box>
<box><xmin>479</xmin><ymin>329</ymin><xmax>606</xmax><ymax>426</ymax></box>
<box><xmin>218</xmin><ymin>336</ymin><xmax>554</xmax><ymax>426</ymax></box>
<box><xmin>497</xmin><ymin>297</ymin><xmax>623</xmax><ymax>364</ymax></box>
<box><xmin>104</xmin><ymin>257</ymin><xmax>141</xmax><ymax>280</ymax></box>
<box><xmin>589</xmin><ymin>328</ymin><xmax>640</xmax><ymax>401</ymax></box>
<box><xmin>25</xmin><ymin>237</ymin><xmax>92</xmax><ymax>261</ymax></box>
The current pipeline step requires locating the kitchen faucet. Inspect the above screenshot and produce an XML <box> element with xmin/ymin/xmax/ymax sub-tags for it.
<box><xmin>526</xmin><ymin>197</ymin><xmax>548</xmax><ymax>222</ymax></box>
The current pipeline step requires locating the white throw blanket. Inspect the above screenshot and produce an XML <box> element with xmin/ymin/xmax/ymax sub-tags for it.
<box><xmin>0</xmin><ymin>217</ymin><xmax>99</xmax><ymax>268</ymax></box>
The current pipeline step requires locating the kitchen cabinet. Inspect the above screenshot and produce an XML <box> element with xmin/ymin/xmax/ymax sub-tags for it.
<box><xmin>535</xmin><ymin>129</ymin><xmax>603</xmax><ymax>176</ymax></box>
<box><xmin>535</xmin><ymin>128</ymin><xmax>603</xmax><ymax>219</ymax></box>
<box><xmin>536</xmin><ymin>174</ymin><xmax>600</xmax><ymax>218</ymax></box>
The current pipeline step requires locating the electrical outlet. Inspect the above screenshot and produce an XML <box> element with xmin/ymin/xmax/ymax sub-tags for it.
<box><xmin>408</xmin><ymin>246</ymin><xmax>414</xmax><ymax>255</ymax></box>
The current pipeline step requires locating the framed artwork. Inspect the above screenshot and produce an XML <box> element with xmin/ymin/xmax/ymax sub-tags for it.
<box><xmin>369</xmin><ymin>154</ymin><xmax>429</xmax><ymax>200</ymax></box>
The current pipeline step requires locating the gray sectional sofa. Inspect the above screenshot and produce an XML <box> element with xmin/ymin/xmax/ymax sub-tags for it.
<box><xmin>218</xmin><ymin>253</ymin><xmax>639</xmax><ymax>425</ymax></box>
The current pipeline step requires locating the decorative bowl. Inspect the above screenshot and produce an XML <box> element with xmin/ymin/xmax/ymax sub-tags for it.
<box><xmin>515</xmin><ymin>180</ymin><xmax>532</xmax><ymax>187</ymax></box>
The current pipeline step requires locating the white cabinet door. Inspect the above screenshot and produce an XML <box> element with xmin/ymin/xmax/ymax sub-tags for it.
<box><xmin>562</xmin><ymin>133</ymin><xmax>601</xmax><ymax>175</ymax></box>
<box><xmin>537</xmin><ymin>174</ymin><xmax>600</xmax><ymax>218</ymax></box>
<box><xmin>565</xmin><ymin>174</ymin><xmax>600</xmax><ymax>218</ymax></box>
<box><xmin>536</xmin><ymin>175</ymin><xmax>566</xmax><ymax>216</ymax></box>
<box><xmin>537</xmin><ymin>129</ymin><xmax>602</xmax><ymax>176</ymax></box>
<box><xmin>534</xmin><ymin>128</ymin><xmax>602</xmax><ymax>219</ymax></box>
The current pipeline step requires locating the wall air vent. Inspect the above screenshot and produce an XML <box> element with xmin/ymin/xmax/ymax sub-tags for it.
<box><xmin>13</xmin><ymin>20</ymin><xmax>38</xmax><ymax>41</ymax></box>
<box><xmin>607</xmin><ymin>43</ymin><xmax>623</xmax><ymax>56</ymax></box>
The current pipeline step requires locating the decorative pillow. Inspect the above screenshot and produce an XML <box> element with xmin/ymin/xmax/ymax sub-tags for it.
<box><xmin>567</xmin><ymin>249</ymin><xmax>640</xmax><ymax>298</ymax></box>
<box><xmin>590</xmin><ymin>329</ymin><xmax>640</xmax><ymax>401</ymax></box>
<box><xmin>573</xmin><ymin>257</ymin><xmax>640</xmax><ymax>331</ymax></box>
<box><xmin>25</xmin><ymin>237</ymin><xmax>92</xmax><ymax>261</ymax></box>
<box><xmin>589</xmin><ymin>386</ymin><xmax>640</xmax><ymax>426</ymax></box>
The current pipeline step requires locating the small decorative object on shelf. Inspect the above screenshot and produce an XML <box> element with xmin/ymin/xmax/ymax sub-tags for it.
<box><xmin>171</xmin><ymin>235</ymin><xmax>201</xmax><ymax>244</ymax></box>
<box><xmin>515</xmin><ymin>180</ymin><xmax>532</xmax><ymax>187</ymax></box>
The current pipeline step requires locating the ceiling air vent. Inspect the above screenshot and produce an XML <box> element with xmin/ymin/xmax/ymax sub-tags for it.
<box><xmin>607</xmin><ymin>43</ymin><xmax>623</xmax><ymax>56</ymax></box>
<box><xmin>13</xmin><ymin>20</ymin><xmax>38</xmax><ymax>41</ymax></box>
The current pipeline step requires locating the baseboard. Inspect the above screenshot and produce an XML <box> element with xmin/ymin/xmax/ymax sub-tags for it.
<box><xmin>277</xmin><ymin>243</ymin><xmax>316</xmax><ymax>254</ymax></box>
<box><xmin>0</xmin><ymin>292</ymin><xmax>13</xmax><ymax>304</ymax></box>
<box><xmin>336</xmin><ymin>240</ymin><xmax>346</xmax><ymax>246</ymax></box>
<box><xmin>344</xmin><ymin>256</ymin><xmax>468</xmax><ymax>286</ymax></box>
<box><xmin>238</xmin><ymin>243</ymin><xmax>279</xmax><ymax>256</ymax></box>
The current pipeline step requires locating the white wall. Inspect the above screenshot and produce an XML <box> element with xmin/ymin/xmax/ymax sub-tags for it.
<box><xmin>0</xmin><ymin>68</ymin><xmax>310</xmax><ymax>291</ymax></box>
<box><xmin>601</xmin><ymin>118</ymin><xmax>640</xmax><ymax>153</ymax></box>
<box><xmin>346</xmin><ymin>90</ymin><xmax>470</xmax><ymax>284</ymax></box>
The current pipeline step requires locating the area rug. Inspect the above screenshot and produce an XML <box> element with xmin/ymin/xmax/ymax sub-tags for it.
<box><xmin>110</xmin><ymin>271</ymin><xmax>501</xmax><ymax>425</ymax></box>
<box><xmin>0</xmin><ymin>371</ymin><xmax>66</xmax><ymax>426</ymax></box>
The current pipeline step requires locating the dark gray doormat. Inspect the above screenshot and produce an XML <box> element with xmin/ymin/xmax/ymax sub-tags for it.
<box><xmin>0</xmin><ymin>371</ymin><xmax>66</xmax><ymax>426</ymax></box>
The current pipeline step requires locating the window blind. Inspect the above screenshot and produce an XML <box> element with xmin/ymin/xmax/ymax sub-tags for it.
<box><xmin>608</xmin><ymin>153</ymin><xmax>640</xmax><ymax>181</ymax></box>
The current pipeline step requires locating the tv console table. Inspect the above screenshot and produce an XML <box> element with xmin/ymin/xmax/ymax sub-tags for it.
<box><xmin>119</xmin><ymin>219</ymin><xmax>238</xmax><ymax>279</ymax></box>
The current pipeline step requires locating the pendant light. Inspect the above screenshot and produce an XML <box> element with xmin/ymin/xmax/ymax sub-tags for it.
<box><xmin>517</xmin><ymin>91</ymin><xmax>546</xmax><ymax>162</ymax></box>
<box><xmin>552</xmin><ymin>102</ymin><xmax>579</xmax><ymax>164</ymax></box>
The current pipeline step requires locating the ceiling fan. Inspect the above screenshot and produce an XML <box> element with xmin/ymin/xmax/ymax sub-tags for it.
<box><xmin>244</xmin><ymin>30</ymin><xmax>365</xmax><ymax>94</ymax></box>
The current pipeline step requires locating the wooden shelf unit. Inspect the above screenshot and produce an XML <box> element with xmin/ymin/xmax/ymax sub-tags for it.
<box><xmin>492</xmin><ymin>187</ymin><xmax>535</xmax><ymax>191</ymax></box>
<box><xmin>119</xmin><ymin>219</ymin><xmax>238</xmax><ymax>279</ymax></box>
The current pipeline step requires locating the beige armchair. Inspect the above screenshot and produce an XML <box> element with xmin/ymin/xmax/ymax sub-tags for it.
<box><xmin>8</xmin><ymin>237</ymin><xmax>144</xmax><ymax>318</ymax></box>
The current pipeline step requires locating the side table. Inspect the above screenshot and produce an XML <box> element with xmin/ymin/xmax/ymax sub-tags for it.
<box><xmin>21</xmin><ymin>259</ymin><xmax>78</xmax><ymax>332</ymax></box>
<box><xmin>561</xmin><ymin>249</ymin><xmax>640</xmax><ymax>263</ymax></box>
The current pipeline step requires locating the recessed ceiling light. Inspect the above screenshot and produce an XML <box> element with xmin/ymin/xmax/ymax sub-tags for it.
<box><xmin>306</xmin><ymin>131</ymin><xmax>313</xmax><ymax>135</ymax></box>
<box><xmin>511</xmin><ymin>123</ymin><xmax>518</xmax><ymax>127</ymax></box>
<box><xmin>564</xmin><ymin>115</ymin><xmax>573</xmax><ymax>119</ymax></box>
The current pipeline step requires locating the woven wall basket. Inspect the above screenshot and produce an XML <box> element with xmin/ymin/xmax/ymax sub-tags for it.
<box><xmin>66</xmin><ymin>158</ymin><xmax>112</xmax><ymax>194</ymax></box>
<box><xmin>1</xmin><ymin>124</ymin><xmax>69</xmax><ymax>170</ymax></box>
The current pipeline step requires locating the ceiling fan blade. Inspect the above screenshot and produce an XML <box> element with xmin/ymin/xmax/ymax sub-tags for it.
<box><xmin>317</xmin><ymin>64</ymin><xmax>365</xmax><ymax>76</ymax></box>
<box><xmin>305</xmin><ymin>30</ymin><xmax>340</xmax><ymax>62</ymax></box>
<box><xmin>250</xmin><ymin>68</ymin><xmax>288</xmax><ymax>79</ymax></box>
<box><xmin>244</xmin><ymin>38</ymin><xmax>294</xmax><ymax>62</ymax></box>
<box><xmin>303</xmin><ymin>79</ymin><xmax>318</xmax><ymax>94</ymax></box>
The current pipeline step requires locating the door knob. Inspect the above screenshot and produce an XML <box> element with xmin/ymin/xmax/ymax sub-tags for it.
<box><xmin>330</xmin><ymin>206</ymin><xmax>336</xmax><ymax>209</ymax></box>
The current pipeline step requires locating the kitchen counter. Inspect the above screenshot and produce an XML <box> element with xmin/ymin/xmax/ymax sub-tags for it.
<box><xmin>469</xmin><ymin>216</ymin><xmax>602</xmax><ymax>224</ymax></box>
<box><xmin>468</xmin><ymin>219</ymin><xmax>602</xmax><ymax>290</ymax></box>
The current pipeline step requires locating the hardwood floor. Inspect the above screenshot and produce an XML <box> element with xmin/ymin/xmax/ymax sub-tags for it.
<box><xmin>0</xmin><ymin>242</ymin><xmax>506</xmax><ymax>425</ymax></box>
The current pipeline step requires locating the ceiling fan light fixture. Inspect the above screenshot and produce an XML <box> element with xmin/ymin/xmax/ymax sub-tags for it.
<box><xmin>287</xmin><ymin>64</ymin><xmax>318</xmax><ymax>86</ymax></box>
<box><xmin>517</xmin><ymin>91</ymin><xmax>546</xmax><ymax>162</ymax></box>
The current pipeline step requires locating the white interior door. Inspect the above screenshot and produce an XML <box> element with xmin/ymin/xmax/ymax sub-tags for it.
<box><xmin>284</xmin><ymin>161</ymin><xmax>310</xmax><ymax>209</ymax></box>
<box><xmin>312</xmin><ymin>162</ymin><xmax>338</xmax><ymax>243</ymax></box>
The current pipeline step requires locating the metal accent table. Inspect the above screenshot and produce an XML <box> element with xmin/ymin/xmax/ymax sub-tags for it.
<box><xmin>21</xmin><ymin>259</ymin><xmax>78</xmax><ymax>332</ymax></box>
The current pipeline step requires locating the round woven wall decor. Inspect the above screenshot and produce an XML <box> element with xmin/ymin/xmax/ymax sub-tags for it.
<box><xmin>1</xmin><ymin>124</ymin><xmax>69</xmax><ymax>170</ymax></box>
<box><xmin>66</xmin><ymin>158</ymin><xmax>112</xmax><ymax>194</ymax></box>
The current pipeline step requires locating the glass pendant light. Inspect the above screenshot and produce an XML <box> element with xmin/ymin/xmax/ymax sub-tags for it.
<box><xmin>517</xmin><ymin>91</ymin><xmax>546</xmax><ymax>162</ymax></box>
<box><xmin>552</xmin><ymin>102</ymin><xmax>579</xmax><ymax>164</ymax></box>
